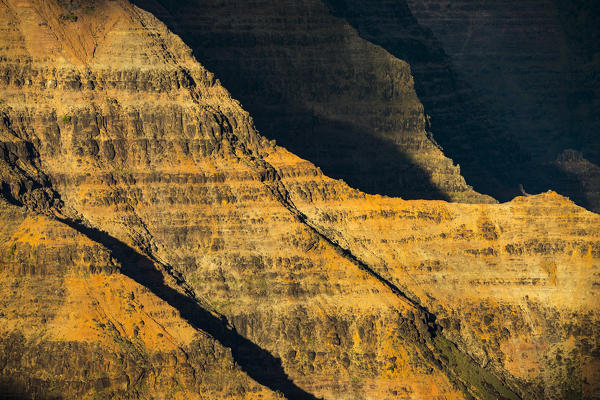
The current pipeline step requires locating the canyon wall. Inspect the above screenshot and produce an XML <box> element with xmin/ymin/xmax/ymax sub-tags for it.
<box><xmin>405</xmin><ymin>0</ymin><xmax>600</xmax><ymax>211</ymax></box>
<box><xmin>0</xmin><ymin>1</ymin><xmax>482</xmax><ymax>398</ymax></box>
<box><xmin>0</xmin><ymin>200</ymin><xmax>281</xmax><ymax>400</ymax></box>
<box><xmin>133</xmin><ymin>0</ymin><xmax>494</xmax><ymax>203</ymax></box>
<box><xmin>272</xmin><ymin>149</ymin><xmax>600</xmax><ymax>398</ymax></box>
<box><xmin>0</xmin><ymin>1</ymin><xmax>598</xmax><ymax>400</ymax></box>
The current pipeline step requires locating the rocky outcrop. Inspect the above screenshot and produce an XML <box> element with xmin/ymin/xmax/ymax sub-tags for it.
<box><xmin>0</xmin><ymin>1</ymin><xmax>598</xmax><ymax>400</ymax></box>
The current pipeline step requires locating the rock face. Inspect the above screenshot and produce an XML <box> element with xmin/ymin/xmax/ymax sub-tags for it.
<box><xmin>272</xmin><ymin>152</ymin><xmax>600</xmax><ymax>398</ymax></box>
<box><xmin>0</xmin><ymin>1</ymin><xmax>599</xmax><ymax>400</ymax></box>
<box><xmin>132</xmin><ymin>0</ymin><xmax>494</xmax><ymax>204</ymax></box>
<box><xmin>405</xmin><ymin>0</ymin><xmax>600</xmax><ymax>212</ymax></box>
<box><xmin>0</xmin><ymin>201</ymin><xmax>279</xmax><ymax>400</ymax></box>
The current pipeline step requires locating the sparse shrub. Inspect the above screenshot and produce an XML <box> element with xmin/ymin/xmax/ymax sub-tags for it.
<box><xmin>59</xmin><ymin>12</ymin><xmax>78</xmax><ymax>22</ymax></box>
<box><xmin>9</xmin><ymin>242</ymin><xmax>17</xmax><ymax>257</ymax></box>
<box><xmin>62</xmin><ymin>114</ymin><xmax>71</xmax><ymax>124</ymax></box>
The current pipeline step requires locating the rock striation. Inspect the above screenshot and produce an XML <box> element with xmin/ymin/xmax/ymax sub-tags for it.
<box><xmin>133</xmin><ymin>0</ymin><xmax>494</xmax><ymax>204</ymax></box>
<box><xmin>0</xmin><ymin>1</ymin><xmax>598</xmax><ymax>400</ymax></box>
<box><xmin>0</xmin><ymin>199</ymin><xmax>280</xmax><ymax>400</ymax></box>
<box><xmin>272</xmin><ymin>150</ymin><xmax>600</xmax><ymax>398</ymax></box>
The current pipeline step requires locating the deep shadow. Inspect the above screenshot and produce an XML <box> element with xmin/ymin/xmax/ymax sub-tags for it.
<box><xmin>251</xmin><ymin>112</ymin><xmax>450</xmax><ymax>200</ymax></box>
<box><xmin>317</xmin><ymin>1</ymin><xmax>527</xmax><ymax>198</ymax></box>
<box><xmin>319</xmin><ymin>0</ymin><xmax>598</xmax><ymax>210</ymax></box>
<box><xmin>0</xmin><ymin>378</ymin><xmax>60</xmax><ymax>400</ymax></box>
<box><xmin>553</xmin><ymin>0</ymin><xmax>600</xmax><ymax>166</ymax></box>
<box><xmin>131</xmin><ymin>0</ymin><xmax>599</xmax><ymax>210</ymax></box>
<box><xmin>132</xmin><ymin>0</ymin><xmax>450</xmax><ymax>201</ymax></box>
<box><xmin>56</xmin><ymin>217</ymin><xmax>319</xmax><ymax>400</ymax></box>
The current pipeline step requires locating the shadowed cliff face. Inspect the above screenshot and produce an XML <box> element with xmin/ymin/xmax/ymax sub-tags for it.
<box><xmin>0</xmin><ymin>1</ymin><xmax>599</xmax><ymax>399</ymax></box>
<box><xmin>406</xmin><ymin>0</ymin><xmax>600</xmax><ymax>164</ymax></box>
<box><xmin>404</xmin><ymin>0</ymin><xmax>600</xmax><ymax>211</ymax></box>
<box><xmin>319</xmin><ymin>0</ymin><xmax>526</xmax><ymax>203</ymax></box>
<box><xmin>132</xmin><ymin>0</ymin><xmax>522</xmax><ymax>203</ymax></box>
<box><xmin>136</xmin><ymin>0</ymin><xmax>600</xmax><ymax>211</ymax></box>
<box><xmin>132</xmin><ymin>0</ymin><xmax>493</xmax><ymax>204</ymax></box>
<box><xmin>0</xmin><ymin>378</ymin><xmax>58</xmax><ymax>400</ymax></box>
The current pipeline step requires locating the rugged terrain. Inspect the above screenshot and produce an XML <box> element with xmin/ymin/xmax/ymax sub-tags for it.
<box><xmin>0</xmin><ymin>1</ymin><xmax>599</xmax><ymax>400</ymax></box>
<box><xmin>405</xmin><ymin>0</ymin><xmax>600</xmax><ymax>211</ymax></box>
<box><xmin>136</xmin><ymin>0</ymin><xmax>600</xmax><ymax>212</ymax></box>
<box><xmin>134</xmin><ymin>0</ymin><xmax>495</xmax><ymax>203</ymax></box>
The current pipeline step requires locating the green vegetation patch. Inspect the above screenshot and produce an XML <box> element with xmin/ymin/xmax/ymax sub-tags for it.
<box><xmin>433</xmin><ymin>335</ymin><xmax>521</xmax><ymax>400</ymax></box>
<box><xmin>59</xmin><ymin>12</ymin><xmax>78</xmax><ymax>22</ymax></box>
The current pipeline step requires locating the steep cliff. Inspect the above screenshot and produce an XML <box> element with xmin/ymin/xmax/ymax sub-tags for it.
<box><xmin>131</xmin><ymin>0</ymin><xmax>494</xmax><ymax>204</ymax></box>
<box><xmin>405</xmin><ymin>0</ymin><xmax>600</xmax><ymax>212</ymax></box>
<box><xmin>0</xmin><ymin>1</ymin><xmax>598</xmax><ymax>400</ymax></box>
<box><xmin>133</xmin><ymin>0</ymin><xmax>600</xmax><ymax>213</ymax></box>
<box><xmin>0</xmin><ymin>1</ymin><xmax>481</xmax><ymax>398</ymax></box>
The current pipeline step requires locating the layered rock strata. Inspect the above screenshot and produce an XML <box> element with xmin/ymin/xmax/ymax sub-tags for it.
<box><xmin>0</xmin><ymin>1</ymin><xmax>485</xmax><ymax>398</ymax></box>
<box><xmin>0</xmin><ymin>1</ymin><xmax>598</xmax><ymax>400</ymax></box>
<box><xmin>271</xmin><ymin>149</ymin><xmax>600</xmax><ymax>398</ymax></box>
<box><xmin>0</xmin><ymin>199</ymin><xmax>281</xmax><ymax>400</ymax></box>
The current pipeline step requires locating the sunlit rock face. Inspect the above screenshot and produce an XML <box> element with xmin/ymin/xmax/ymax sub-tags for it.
<box><xmin>405</xmin><ymin>0</ymin><xmax>600</xmax><ymax>212</ymax></box>
<box><xmin>272</xmin><ymin>151</ymin><xmax>600</xmax><ymax>398</ymax></box>
<box><xmin>0</xmin><ymin>1</ymin><xmax>599</xmax><ymax>400</ymax></box>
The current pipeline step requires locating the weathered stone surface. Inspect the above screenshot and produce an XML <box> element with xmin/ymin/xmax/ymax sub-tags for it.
<box><xmin>0</xmin><ymin>199</ymin><xmax>279</xmax><ymax>400</ymax></box>
<box><xmin>271</xmin><ymin>150</ymin><xmax>600</xmax><ymax>398</ymax></box>
<box><xmin>0</xmin><ymin>1</ymin><xmax>598</xmax><ymax>400</ymax></box>
<box><xmin>0</xmin><ymin>1</ymin><xmax>471</xmax><ymax>398</ymax></box>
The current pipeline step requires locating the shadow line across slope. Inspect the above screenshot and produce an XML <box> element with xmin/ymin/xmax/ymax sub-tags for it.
<box><xmin>55</xmin><ymin>217</ymin><xmax>321</xmax><ymax>400</ymax></box>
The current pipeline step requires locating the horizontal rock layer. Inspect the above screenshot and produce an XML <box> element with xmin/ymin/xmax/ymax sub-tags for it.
<box><xmin>0</xmin><ymin>1</ymin><xmax>598</xmax><ymax>400</ymax></box>
<box><xmin>271</xmin><ymin>150</ymin><xmax>600</xmax><ymax>398</ymax></box>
